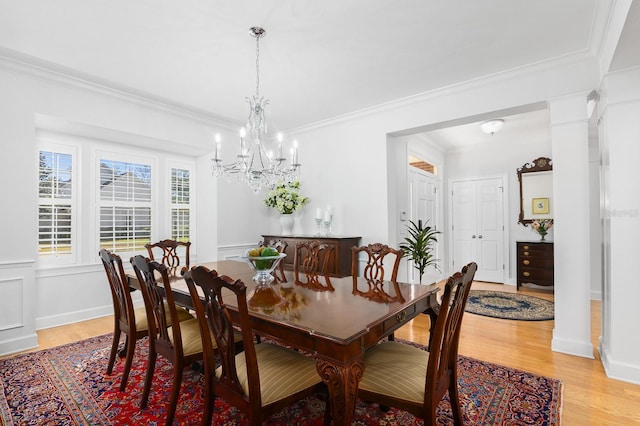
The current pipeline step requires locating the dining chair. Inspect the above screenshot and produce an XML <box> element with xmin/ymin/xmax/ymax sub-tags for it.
<box><xmin>356</xmin><ymin>262</ymin><xmax>478</xmax><ymax>426</ymax></box>
<box><xmin>130</xmin><ymin>255</ymin><xmax>202</xmax><ymax>426</ymax></box>
<box><xmin>351</xmin><ymin>243</ymin><xmax>405</xmax><ymax>304</ymax></box>
<box><xmin>145</xmin><ymin>239</ymin><xmax>191</xmax><ymax>276</ymax></box>
<box><xmin>183</xmin><ymin>265</ymin><xmax>327</xmax><ymax>426</ymax></box>
<box><xmin>259</xmin><ymin>238</ymin><xmax>288</xmax><ymax>283</ymax></box>
<box><xmin>99</xmin><ymin>249</ymin><xmax>150</xmax><ymax>391</ymax></box>
<box><xmin>293</xmin><ymin>240</ymin><xmax>334</xmax><ymax>291</ymax></box>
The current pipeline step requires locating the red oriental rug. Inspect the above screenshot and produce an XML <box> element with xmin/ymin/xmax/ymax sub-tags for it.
<box><xmin>0</xmin><ymin>334</ymin><xmax>562</xmax><ymax>425</ymax></box>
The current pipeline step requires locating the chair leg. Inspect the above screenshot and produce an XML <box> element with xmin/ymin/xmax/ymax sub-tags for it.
<box><xmin>140</xmin><ymin>349</ymin><xmax>157</xmax><ymax>409</ymax></box>
<box><xmin>449</xmin><ymin>378</ymin><xmax>464</xmax><ymax>426</ymax></box>
<box><xmin>165</xmin><ymin>362</ymin><xmax>184</xmax><ymax>426</ymax></box>
<box><xmin>107</xmin><ymin>329</ymin><xmax>121</xmax><ymax>375</ymax></box>
<box><xmin>202</xmin><ymin>372</ymin><xmax>214</xmax><ymax>426</ymax></box>
<box><xmin>119</xmin><ymin>335</ymin><xmax>135</xmax><ymax>392</ymax></box>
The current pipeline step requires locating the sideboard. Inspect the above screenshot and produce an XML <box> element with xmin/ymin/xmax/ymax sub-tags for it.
<box><xmin>516</xmin><ymin>241</ymin><xmax>554</xmax><ymax>290</ymax></box>
<box><xmin>261</xmin><ymin>234</ymin><xmax>361</xmax><ymax>277</ymax></box>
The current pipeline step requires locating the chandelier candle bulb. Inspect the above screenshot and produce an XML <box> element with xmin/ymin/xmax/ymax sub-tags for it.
<box><xmin>316</xmin><ymin>208</ymin><xmax>322</xmax><ymax>220</ymax></box>
<box><xmin>293</xmin><ymin>140</ymin><xmax>299</xmax><ymax>164</ymax></box>
<box><xmin>214</xmin><ymin>133</ymin><xmax>221</xmax><ymax>161</ymax></box>
<box><xmin>277</xmin><ymin>132</ymin><xmax>284</xmax><ymax>158</ymax></box>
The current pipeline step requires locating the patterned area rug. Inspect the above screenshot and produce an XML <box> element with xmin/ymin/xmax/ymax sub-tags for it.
<box><xmin>466</xmin><ymin>290</ymin><xmax>555</xmax><ymax>321</ymax></box>
<box><xmin>0</xmin><ymin>334</ymin><xmax>562</xmax><ymax>425</ymax></box>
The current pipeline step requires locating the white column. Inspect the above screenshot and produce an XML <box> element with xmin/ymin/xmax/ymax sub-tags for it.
<box><xmin>598</xmin><ymin>66</ymin><xmax>640</xmax><ymax>383</ymax></box>
<box><xmin>549</xmin><ymin>94</ymin><xmax>594</xmax><ymax>358</ymax></box>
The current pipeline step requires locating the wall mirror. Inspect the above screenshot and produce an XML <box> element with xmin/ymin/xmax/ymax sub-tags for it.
<box><xmin>517</xmin><ymin>157</ymin><xmax>553</xmax><ymax>225</ymax></box>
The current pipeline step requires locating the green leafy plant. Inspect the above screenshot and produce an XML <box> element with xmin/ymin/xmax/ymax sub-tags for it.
<box><xmin>263</xmin><ymin>181</ymin><xmax>309</xmax><ymax>215</ymax></box>
<box><xmin>399</xmin><ymin>220</ymin><xmax>440</xmax><ymax>284</ymax></box>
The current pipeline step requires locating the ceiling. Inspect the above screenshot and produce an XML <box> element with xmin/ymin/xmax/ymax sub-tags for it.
<box><xmin>0</xmin><ymin>0</ymin><xmax>606</xmax><ymax>134</ymax></box>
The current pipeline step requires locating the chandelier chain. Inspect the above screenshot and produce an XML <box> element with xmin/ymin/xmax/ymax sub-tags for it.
<box><xmin>255</xmin><ymin>33</ymin><xmax>260</xmax><ymax>98</ymax></box>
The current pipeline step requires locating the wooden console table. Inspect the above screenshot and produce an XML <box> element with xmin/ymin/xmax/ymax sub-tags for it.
<box><xmin>261</xmin><ymin>234</ymin><xmax>361</xmax><ymax>277</ymax></box>
<box><xmin>516</xmin><ymin>241</ymin><xmax>554</xmax><ymax>290</ymax></box>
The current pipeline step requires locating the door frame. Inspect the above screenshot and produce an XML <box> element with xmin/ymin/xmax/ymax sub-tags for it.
<box><xmin>407</xmin><ymin>167</ymin><xmax>443</xmax><ymax>285</ymax></box>
<box><xmin>447</xmin><ymin>174</ymin><xmax>509</xmax><ymax>283</ymax></box>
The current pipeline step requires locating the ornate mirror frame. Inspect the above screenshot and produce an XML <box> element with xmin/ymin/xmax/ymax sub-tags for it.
<box><xmin>517</xmin><ymin>157</ymin><xmax>553</xmax><ymax>226</ymax></box>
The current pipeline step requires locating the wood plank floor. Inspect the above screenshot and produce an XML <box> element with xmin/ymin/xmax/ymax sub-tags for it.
<box><xmin>6</xmin><ymin>281</ymin><xmax>640</xmax><ymax>425</ymax></box>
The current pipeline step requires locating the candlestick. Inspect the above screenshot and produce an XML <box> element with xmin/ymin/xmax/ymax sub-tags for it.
<box><xmin>240</xmin><ymin>127</ymin><xmax>246</xmax><ymax>156</ymax></box>
<box><xmin>277</xmin><ymin>132</ymin><xmax>283</xmax><ymax>158</ymax></box>
<box><xmin>316</xmin><ymin>207</ymin><xmax>322</xmax><ymax>220</ymax></box>
<box><xmin>293</xmin><ymin>140</ymin><xmax>299</xmax><ymax>164</ymax></box>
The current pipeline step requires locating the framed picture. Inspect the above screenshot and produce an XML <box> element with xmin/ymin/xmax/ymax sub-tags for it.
<box><xmin>532</xmin><ymin>197</ymin><xmax>549</xmax><ymax>214</ymax></box>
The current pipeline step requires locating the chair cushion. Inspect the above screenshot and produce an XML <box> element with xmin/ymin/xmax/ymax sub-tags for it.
<box><xmin>359</xmin><ymin>341</ymin><xmax>428</xmax><ymax>404</ymax></box>
<box><xmin>169</xmin><ymin>318</ymin><xmax>204</xmax><ymax>357</ymax></box>
<box><xmin>135</xmin><ymin>304</ymin><xmax>193</xmax><ymax>332</ymax></box>
<box><xmin>133</xmin><ymin>306</ymin><xmax>151</xmax><ymax>331</ymax></box>
<box><xmin>219</xmin><ymin>343</ymin><xmax>321</xmax><ymax>406</ymax></box>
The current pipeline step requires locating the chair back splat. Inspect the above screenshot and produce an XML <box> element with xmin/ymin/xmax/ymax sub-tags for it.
<box><xmin>352</xmin><ymin>243</ymin><xmax>404</xmax><ymax>303</ymax></box>
<box><xmin>293</xmin><ymin>240</ymin><xmax>335</xmax><ymax>291</ymax></box>
<box><xmin>184</xmin><ymin>266</ymin><xmax>326</xmax><ymax>426</ymax></box>
<box><xmin>145</xmin><ymin>239</ymin><xmax>191</xmax><ymax>276</ymax></box>
<box><xmin>357</xmin><ymin>262</ymin><xmax>477</xmax><ymax>426</ymax></box>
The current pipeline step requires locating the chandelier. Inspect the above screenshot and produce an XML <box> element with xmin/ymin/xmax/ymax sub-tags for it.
<box><xmin>211</xmin><ymin>27</ymin><xmax>301</xmax><ymax>193</ymax></box>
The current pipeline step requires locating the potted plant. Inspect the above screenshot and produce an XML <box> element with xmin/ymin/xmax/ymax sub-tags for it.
<box><xmin>399</xmin><ymin>220</ymin><xmax>440</xmax><ymax>284</ymax></box>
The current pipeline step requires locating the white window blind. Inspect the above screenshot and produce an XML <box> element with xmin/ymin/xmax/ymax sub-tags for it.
<box><xmin>99</xmin><ymin>159</ymin><xmax>152</xmax><ymax>252</ymax></box>
<box><xmin>38</xmin><ymin>150</ymin><xmax>73</xmax><ymax>258</ymax></box>
<box><xmin>170</xmin><ymin>168</ymin><xmax>190</xmax><ymax>242</ymax></box>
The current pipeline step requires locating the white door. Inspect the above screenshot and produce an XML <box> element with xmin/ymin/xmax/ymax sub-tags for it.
<box><xmin>451</xmin><ymin>178</ymin><xmax>504</xmax><ymax>282</ymax></box>
<box><xmin>408</xmin><ymin>169</ymin><xmax>440</xmax><ymax>284</ymax></box>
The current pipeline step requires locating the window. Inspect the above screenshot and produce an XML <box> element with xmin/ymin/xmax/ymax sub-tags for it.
<box><xmin>171</xmin><ymin>167</ymin><xmax>191</xmax><ymax>242</ymax></box>
<box><xmin>38</xmin><ymin>149</ymin><xmax>74</xmax><ymax>261</ymax></box>
<box><xmin>99</xmin><ymin>158</ymin><xmax>152</xmax><ymax>252</ymax></box>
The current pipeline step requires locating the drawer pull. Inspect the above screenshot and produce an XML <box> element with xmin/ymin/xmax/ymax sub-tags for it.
<box><xmin>523</xmin><ymin>272</ymin><xmax>530</xmax><ymax>277</ymax></box>
<box><xmin>523</xmin><ymin>251</ymin><xmax>529</xmax><ymax>256</ymax></box>
<box><xmin>395</xmin><ymin>310</ymin><xmax>407</xmax><ymax>322</ymax></box>
<box><xmin>523</xmin><ymin>260</ymin><xmax>530</xmax><ymax>265</ymax></box>
<box><xmin>523</xmin><ymin>245</ymin><xmax>529</xmax><ymax>250</ymax></box>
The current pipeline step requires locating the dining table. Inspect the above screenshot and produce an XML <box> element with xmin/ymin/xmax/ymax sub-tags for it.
<box><xmin>127</xmin><ymin>259</ymin><xmax>440</xmax><ymax>425</ymax></box>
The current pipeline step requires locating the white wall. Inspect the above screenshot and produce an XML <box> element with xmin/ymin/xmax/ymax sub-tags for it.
<box><xmin>0</xmin><ymin>57</ymin><xmax>229</xmax><ymax>355</ymax></box>
<box><xmin>598</xmin><ymin>65</ymin><xmax>640</xmax><ymax>384</ymax></box>
<box><xmin>445</xmin><ymin>136</ymin><xmax>552</xmax><ymax>284</ymax></box>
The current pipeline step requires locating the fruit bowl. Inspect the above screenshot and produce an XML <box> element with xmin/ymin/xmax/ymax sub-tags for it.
<box><xmin>241</xmin><ymin>249</ymin><xmax>286</xmax><ymax>286</ymax></box>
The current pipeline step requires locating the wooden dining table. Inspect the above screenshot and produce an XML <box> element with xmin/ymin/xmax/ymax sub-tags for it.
<box><xmin>127</xmin><ymin>259</ymin><xmax>440</xmax><ymax>425</ymax></box>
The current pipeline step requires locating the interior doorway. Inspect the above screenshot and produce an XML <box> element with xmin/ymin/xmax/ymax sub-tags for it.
<box><xmin>407</xmin><ymin>163</ymin><xmax>442</xmax><ymax>284</ymax></box>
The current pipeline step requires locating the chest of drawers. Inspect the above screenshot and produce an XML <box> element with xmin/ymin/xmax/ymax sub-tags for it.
<box><xmin>516</xmin><ymin>241</ymin><xmax>554</xmax><ymax>290</ymax></box>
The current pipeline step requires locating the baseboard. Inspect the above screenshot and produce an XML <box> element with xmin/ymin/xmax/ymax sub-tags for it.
<box><xmin>0</xmin><ymin>332</ymin><xmax>39</xmax><ymax>357</ymax></box>
<box><xmin>599</xmin><ymin>337</ymin><xmax>640</xmax><ymax>385</ymax></box>
<box><xmin>551</xmin><ymin>332</ymin><xmax>595</xmax><ymax>359</ymax></box>
<box><xmin>35</xmin><ymin>305</ymin><xmax>114</xmax><ymax>330</ymax></box>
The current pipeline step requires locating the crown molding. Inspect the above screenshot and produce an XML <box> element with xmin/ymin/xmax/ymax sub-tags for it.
<box><xmin>289</xmin><ymin>50</ymin><xmax>598</xmax><ymax>135</ymax></box>
<box><xmin>0</xmin><ymin>47</ymin><xmax>240</xmax><ymax>131</ymax></box>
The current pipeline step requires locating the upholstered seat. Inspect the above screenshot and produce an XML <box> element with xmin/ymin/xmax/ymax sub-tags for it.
<box><xmin>357</xmin><ymin>262</ymin><xmax>477</xmax><ymax>426</ymax></box>
<box><xmin>183</xmin><ymin>266</ymin><xmax>326</xmax><ymax>426</ymax></box>
<box><xmin>225</xmin><ymin>343</ymin><xmax>322</xmax><ymax>406</ymax></box>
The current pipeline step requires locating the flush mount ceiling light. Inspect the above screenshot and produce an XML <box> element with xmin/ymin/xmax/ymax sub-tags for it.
<box><xmin>480</xmin><ymin>119</ymin><xmax>504</xmax><ymax>135</ymax></box>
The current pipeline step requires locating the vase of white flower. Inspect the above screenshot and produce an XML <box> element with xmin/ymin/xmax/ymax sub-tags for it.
<box><xmin>264</xmin><ymin>181</ymin><xmax>309</xmax><ymax>234</ymax></box>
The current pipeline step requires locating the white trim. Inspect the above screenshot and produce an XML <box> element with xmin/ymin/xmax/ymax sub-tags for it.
<box><xmin>35</xmin><ymin>305</ymin><xmax>114</xmax><ymax>331</ymax></box>
<box><xmin>552</xmin><ymin>331</ymin><xmax>595</xmax><ymax>359</ymax></box>
<box><xmin>0</xmin><ymin>333</ymin><xmax>39</xmax><ymax>357</ymax></box>
<box><xmin>0</xmin><ymin>260</ymin><xmax>35</xmax><ymax>269</ymax></box>
<box><xmin>0</xmin><ymin>47</ymin><xmax>239</xmax><ymax>130</ymax></box>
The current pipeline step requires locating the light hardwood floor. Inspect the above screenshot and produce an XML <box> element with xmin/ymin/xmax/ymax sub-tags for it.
<box><xmin>6</xmin><ymin>282</ymin><xmax>640</xmax><ymax>425</ymax></box>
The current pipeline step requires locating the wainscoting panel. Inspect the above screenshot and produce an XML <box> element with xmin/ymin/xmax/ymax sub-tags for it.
<box><xmin>0</xmin><ymin>277</ymin><xmax>23</xmax><ymax>331</ymax></box>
